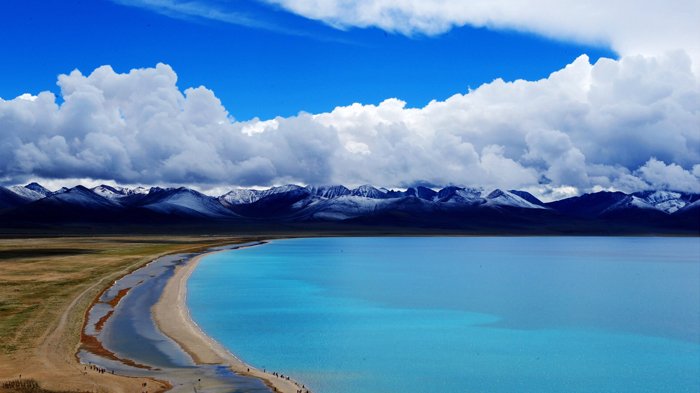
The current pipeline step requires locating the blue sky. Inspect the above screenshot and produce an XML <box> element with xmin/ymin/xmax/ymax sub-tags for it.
<box><xmin>0</xmin><ymin>0</ymin><xmax>614</xmax><ymax>120</ymax></box>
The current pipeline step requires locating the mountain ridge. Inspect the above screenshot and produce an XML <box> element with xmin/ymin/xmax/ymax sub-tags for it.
<box><xmin>1</xmin><ymin>183</ymin><xmax>697</xmax><ymax>234</ymax></box>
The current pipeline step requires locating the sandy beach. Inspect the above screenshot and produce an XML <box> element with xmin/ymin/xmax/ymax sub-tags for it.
<box><xmin>152</xmin><ymin>247</ymin><xmax>311</xmax><ymax>393</ymax></box>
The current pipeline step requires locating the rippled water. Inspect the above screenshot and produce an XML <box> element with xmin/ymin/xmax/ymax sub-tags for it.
<box><xmin>188</xmin><ymin>237</ymin><xmax>700</xmax><ymax>393</ymax></box>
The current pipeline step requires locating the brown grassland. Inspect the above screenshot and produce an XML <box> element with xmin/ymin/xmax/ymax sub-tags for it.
<box><xmin>0</xmin><ymin>235</ymin><xmax>262</xmax><ymax>393</ymax></box>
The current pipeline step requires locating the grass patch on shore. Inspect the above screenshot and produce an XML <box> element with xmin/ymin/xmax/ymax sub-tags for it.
<box><xmin>1</xmin><ymin>379</ymin><xmax>83</xmax><ymax>393</ymax></box>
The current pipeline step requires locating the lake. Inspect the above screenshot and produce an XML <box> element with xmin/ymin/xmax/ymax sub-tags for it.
<box><xmin>188</xmin><ymin>237</ymin><xmax>700</xmax><ymax>393</ymax></box>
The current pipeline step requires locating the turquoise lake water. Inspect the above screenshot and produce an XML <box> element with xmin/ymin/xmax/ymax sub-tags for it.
<box><xmin>187</xmin><ymin>237</ymin><xmax>700</xmax><ymax>393</ymax></box>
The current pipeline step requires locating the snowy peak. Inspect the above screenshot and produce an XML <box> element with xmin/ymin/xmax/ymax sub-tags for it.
<box><xmin>436</xmin><ymin>186</ymin><xmax>484</xmax><ymax>204</ymax></box>
<box><xmin>26</xmin><ymin>182</ymin><xmax>51</xmax><ymax>195</ymax></box>
<box><xmin>44</xmin><ymin>186</ymin><xmax>118</xmax><ymax>208</ymax></box>
<box><xmin>262</xmin><ymin>184</ymin><xmax>305</xmax><ymax>196</ymax></box>
<box><xmin>509</xmin><ymin>190</ymin><xmax>546</xmax><ymax>206</ymax></box>
<box><xmin>633</xmin><ymin>190</ymin><xmax>689</xmax><ymax>213</ymax></box>
<box><xmin>10</xmin><ymin>186</ymin><xmax>45</xmax><ymax>201</ymax></box>
<box><xmin>306</xmin><ymin>185</ymin><xmax>351</xmax><ymax>199</ymax></box>
<box><xmin>486</xmin><ymin>189</ymin><xmax>547</xmax><ymax>209</ymax></box>
<box><xmin>405</xmin><ymin>186</ymin><xmax>438</xmax><ymax>201</ymax></box>
<box><xmin>604</xmin><ymin>190</ymin><xmax>698</xmax><ymax>214</ymax></box>
<box><xmin>607</xmin><ymin>195</ymin><xmax>655</xmax><ymax>213</ymax></box>
<box><xmin>219</xmin><ymin>184</ymin><xmax>313</xmax><ymax>207</ymax></box>
<box><xmin>9</xmin><ymin>182</ymin><xmax>52</xmax><ymax>201</ymax></box>
<box><xmin>257</xmin><ymin>185</ymin><xmax>311</xmax><ymax>203</ymax></box>
<box><xmin>92</xmin><ymin>185</ymin><xmax>127</xmax><ymax>200</ymax></box>
<box><xmin>141</xmin><ymin>187</ymin><xmax>233</xmax><ymax>218</ymax></box>
<box><xmin>219</xmin><ymin>188</ymin><xmax>262</xmax><ymax>206</ymax></box>
<box><xmin>351</xmin><ymin>185</ymin><xmax>387</xmax><ymax>199</ymax></box>
<box><xmin>92</xmin><ymin>184</ymin><xmax>150</xmax><ymax>202</ymax></box>
<box><xmin>1</xmin><ymin>187</ymin><xmax>33</xmax><ymax>209</ymax></box>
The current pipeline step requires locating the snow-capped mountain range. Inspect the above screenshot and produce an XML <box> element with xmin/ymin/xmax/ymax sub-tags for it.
<box><xmin>0</xmin><ymin>183</ymin><xmax>697</xmax><ymax>233</ymax></box>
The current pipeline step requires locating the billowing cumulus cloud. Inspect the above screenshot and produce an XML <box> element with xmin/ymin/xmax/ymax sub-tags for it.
<box><xmin>1</xmin><ymin>53</ymin><xmax>699</xmax><ymax>195</ymax></box>
<box><xmin>265</xmin><ymin>0</ymin><xmax>700</xmax><ymax>70</ymax></box>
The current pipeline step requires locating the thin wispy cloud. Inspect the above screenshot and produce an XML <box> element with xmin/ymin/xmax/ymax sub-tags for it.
<box><xmin>110</xmin><ymin>0</ymin><xmax>357</xmax><ymax>42</ymax></box>
<box><xmin>114</xmin><ymin>0</ymin><xmax>269</xmax><ymax>27</ymax></box>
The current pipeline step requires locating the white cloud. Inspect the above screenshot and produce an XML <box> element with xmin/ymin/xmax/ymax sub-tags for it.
<box><xmin>524</xmin><ymin>129</ymin><xmax>589</xmax><ymax>188</ymax></box>
<box><xmin>1</xmin><ymin>53</ymin><xmax>699</xmax><ymax>194</ymax></box>
<box><xmin>265</xmin><ymin>0</ymin><xmax>700</xmax><ymax>70</ymax></box>
<box><xmin>17</xmin><ymin>93</ymin><xmax>38</xmax><ymax>102</ymax></box>
<box><xmin>636</xmin><ymin>158</ymin><xmax>700</xmax><ymax>193</ymax></box>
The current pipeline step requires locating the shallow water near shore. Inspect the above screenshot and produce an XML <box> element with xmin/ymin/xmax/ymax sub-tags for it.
<box><xmin>188</xmin><ymin>237</ymin><xmax>700</xmax><ymax>393</ymax></box>
<box><xmin>79</xmin><ymin>245</ymin><xmax>272</xmax><ymax>393</ymax></box>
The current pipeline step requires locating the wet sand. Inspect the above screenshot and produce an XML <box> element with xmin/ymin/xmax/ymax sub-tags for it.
<box><xmin>152</xmin><ymin>247</ymin><xmax>311</xmax><ymax>393</ymax></box>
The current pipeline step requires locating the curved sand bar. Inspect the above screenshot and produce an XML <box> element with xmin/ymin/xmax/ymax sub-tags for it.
<box><xmin>152</xmin><ymin>249</ymin><xmax>311</xmax><ymax>393</ymax></box>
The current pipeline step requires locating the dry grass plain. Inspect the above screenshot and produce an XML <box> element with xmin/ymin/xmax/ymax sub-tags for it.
<box><xmin>0</xmin><ymin>235</ymin><xmax>260</xmax><ymax>393</ymax></box>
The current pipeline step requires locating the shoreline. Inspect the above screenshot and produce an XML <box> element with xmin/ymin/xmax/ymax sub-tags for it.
<box><xmin>0</xmin><ymin>236</ymin><xmax>250</xmax><ymax>393</ymax></box>
<box><xmin>152</xmin><ymin>243</ymin><xmax>311</xmax><ymax>393</ymax></box>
